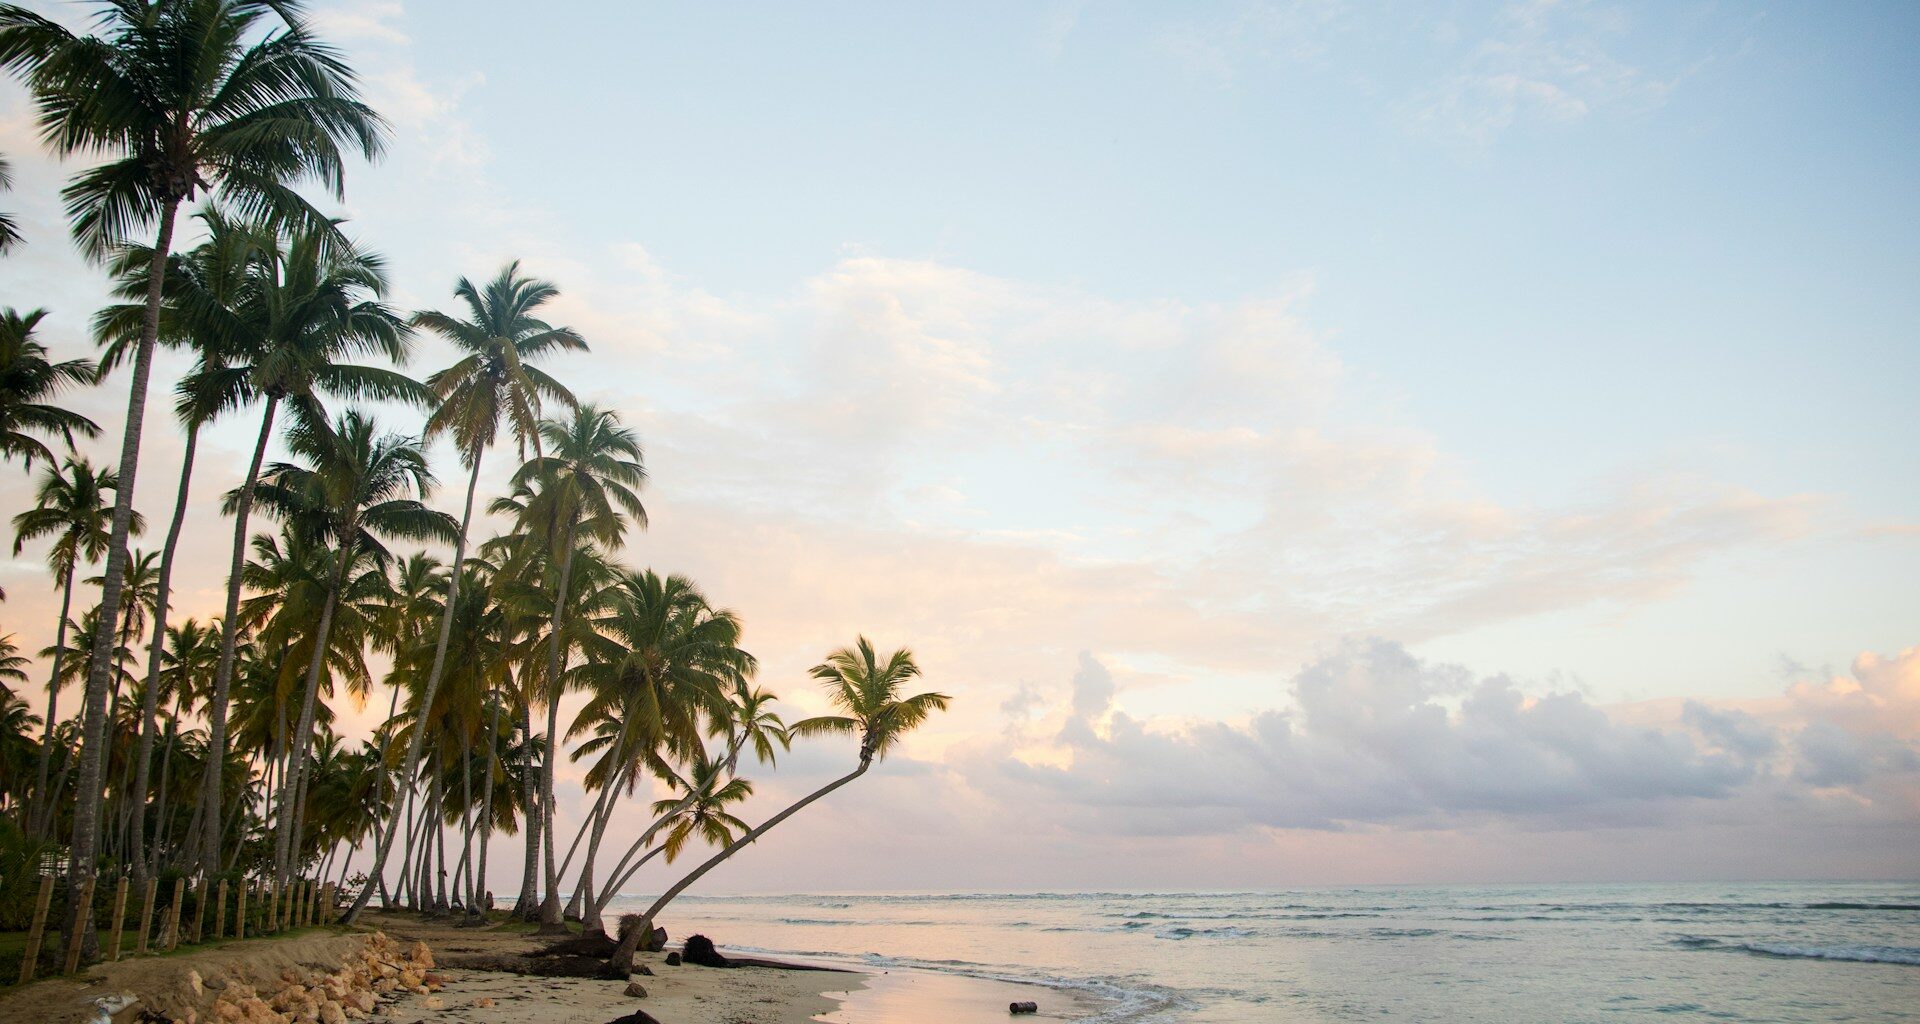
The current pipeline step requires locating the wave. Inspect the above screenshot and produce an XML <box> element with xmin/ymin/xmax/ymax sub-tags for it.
<box><xmin>1672</xmin><ymin>936</ymin><xmax>1920</xmax><ymax>966</ymax></box>
<box><xmin>1154</xmin><ymin>926</ymin><xmax>1257</xmax><ymax>941</ymax></box>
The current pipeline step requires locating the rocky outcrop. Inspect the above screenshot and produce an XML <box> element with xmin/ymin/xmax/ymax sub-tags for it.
<box><xmin>195</xmin><ymin>932</ymin><xmax>438</xmax><ymax>1024</ymax></box>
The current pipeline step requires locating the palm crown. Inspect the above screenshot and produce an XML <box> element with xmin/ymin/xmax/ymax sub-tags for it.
<box><xmin>0</xmin><ymin>308</ymin><xmax>99</xmax><ymax>469</ymax></box>
<box><xmin>794</xmin><ymin>636</ymin><xmax>952</xmax><ymax>766</ymax></box>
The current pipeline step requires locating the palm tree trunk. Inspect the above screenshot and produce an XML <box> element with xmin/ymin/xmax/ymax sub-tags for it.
<box><xmin>474</xmin><ymin>692</ymin><xmax>502</xmax><ymax>918</ymax></box>
<box><xmin>594</xmin><ymin>733</ymin><xmax>748</xmax><ymax>914</ymax></box>
<box><xmin>512</xmin><ymin>699</ymin><xmax>540</xmax><ymax>919</ymax></box>
<box><xmin>537</xmin><ymin>520</ymin><xmax>580</xmax><ymax>928</ymax></box>
<box><xmin>152</xmin><ymin>719</ymin><xmax>175</xmax><ymax>866</ymax></box>
<box><xmin>28</xmin><ymin>562</ymin><xmax>76</xmax><ymax>840</ymax></box>
<box><xmin>343</xmin><ymin>454</ymin><xmax>482</xmax><ymax>923</ymax></box>
<box><xmin>273</xmin><ymin>544</ymin><xmax>351</xmax><ymax>881</ymax></box>
<box><xmin>620</xmin><ymin>760</ymin><xmax>871</xmax><ymax>973</ymax></box>
<box><xmin>456</xmin><ymin>726</ymin><xmax>474</xmax><ymax>915</ymax></box>
<box><xmin>199</xmin><ymin>391</ymin><xmax>281</xmax><ymax>869</ymax></box>
<box><xmin>66</xmin><ymin>196</ymin><xmax>180</xmax><ymax>957</ymax></box>
<box><xmin>132</xmin><ymin>423</ymin><xmax>198</xmax><ymax>882</ymax></box>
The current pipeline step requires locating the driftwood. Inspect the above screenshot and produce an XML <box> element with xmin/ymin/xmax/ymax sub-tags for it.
<box><xmin>436</xmin><ymin>953</ymin><xmax>612</xmax><ymax>977</ymax></box>
<box><xmin>1010</xmin><ymin>1001</ymin><xmax>1040</xmax><ymax>1015</ymax></box>
<box><xmin>537</xmin><ymin>929</ymin><xmax>619</xmax><ymax>959</ymax></box>
<box><xmin>605</xmin><ymin>914</ymin><xmax>651</xmax><ymax>977</ymax></box>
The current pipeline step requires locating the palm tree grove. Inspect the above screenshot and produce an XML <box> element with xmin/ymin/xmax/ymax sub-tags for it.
<box><xmin>0</xmin><ymin>0</ymin><xmax>949</xmax><ymax>984</ymax></box>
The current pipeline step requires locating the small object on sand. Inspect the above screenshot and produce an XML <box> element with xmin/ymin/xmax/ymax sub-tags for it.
<box><xmin>1010</xmin><ymin>1000</ymin><xmax>1040</xmax><ymax>1015</ymax></box>
<box><xmin>641</xmin><ymin>926</ymin><xmax>668</xmax><ymax>953</ymax></box>
<box><xmin>623</xmin><ymin>981</ymin><xmax>648</xmax><ymax>998</ymax></box>
<box><xmin>89</xmin><ymin>995</ymin><xmax>139</xmax><ymax>1024</ymax></box>
<box><xmin>680</xmin><ymin>934</ymin><xmax>731</xmax><ymax>968</ymax></box>
<box><xmin>634</xmin><ymin>965</ymin><xmax>654</xmax><ymax>976</ymax></box>
<box><xmin>664</xmin><ymin>952</ymin><xmax>682</xmax><ymax>966</ymax></box>
<box><xmin>601</xmin><ymin>1011</ymin><xmax>662</xmax><ymax>1024</ymax></box>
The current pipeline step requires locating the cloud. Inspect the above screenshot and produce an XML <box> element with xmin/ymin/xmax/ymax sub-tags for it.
<box><xmin>1413</xmin><ymin>0</ymin><xmax>1685</xmax><ymax>144</ymax></box>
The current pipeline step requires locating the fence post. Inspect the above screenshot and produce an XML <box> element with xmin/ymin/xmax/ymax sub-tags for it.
<box><xmin>164</xmin><ymin>877</ymin><xmax>186</xmax><ymax>951</ymax></box>
<box><xmin>106</xmin><ymin>877</ymin><xmax>129</xmax><ymax>961</ymax></box>
<box><xmin>17</xmin><ymin>874</ymin><xmax>54</xmax><ymax>984</ymax></box>
<box><xmin>189</xmin><ymin>875</ymin><xmax>207</xmax><ymax>944</ymax></box>
<box><xmin>137</xmin><ymin>877</ymin><xmax>158</xmax><ymax>954</ymax></box>
<box><xmin>213</xmin><ymin>879</ymin><xmax>228</xmax><ymax>941</ymax></box>
<box><xmin>234</xmin><ymin>881</ymin><xmax>247</xmax><ymax>940</ymax></box>
<box><xmin>62</xmin><ymin>876</ymin><xmax>94</xmax><ymax>974</ymax></box>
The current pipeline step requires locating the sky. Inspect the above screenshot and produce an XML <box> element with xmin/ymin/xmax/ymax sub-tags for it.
<box><xmin>1</xmin><ymin>0</ymin><xmax>1917</xmax><ymax>892</ymax></box>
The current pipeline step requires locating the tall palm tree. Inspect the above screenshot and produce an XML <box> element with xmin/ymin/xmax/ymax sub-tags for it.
<box><xmin>10</xmin><ymin>458</ymin><xmax>137</xmax><ymax>838</ymax></box>
<box><xmin>623</xmin><ymin>639</ymin><xmax>949</xmax><ymax>954</ymax></box>
<box><xmin>349</xmin><ymin>262</ymin><xmax>583</xmax><ymax>917</ymax></box>
<box><xmin>0</xmin><ymin>2</ymin><xmax>385</xmax><ymax>924</ymax></box>
<box><xmin>194</xmin><ymin>222</ymin><xmax>418</xmax><ymax>871</ymax></box>
<box><xmin>0</xmin><ymin>308</ymin><xmax>98</xmax><ymax>470</ymax></box>
<box><xmin>249</xmin><ymin>410</ymin><xmax>455</xmax><ymax>882</ymax></box>
<box><xmin>97</xmin><ymin>212</ymin><xmax>266</xmax><ymax>879</ymax></box>
<box><xmin>0</xmin><ymin>153</ymin><xmax>18</xmax><ymax>253</ymax></box>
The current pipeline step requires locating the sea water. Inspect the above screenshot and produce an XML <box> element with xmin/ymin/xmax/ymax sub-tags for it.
<box><xmin>606</xmin><ymin>882</ymin><xmax>1920</xmax><ymax>1022</ymax></box>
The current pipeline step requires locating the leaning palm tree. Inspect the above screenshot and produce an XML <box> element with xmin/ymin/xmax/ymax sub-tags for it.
<box><xmin>0</xmin><ymin>0</ymin><xmax>385</xmax><ymax>935</ymax></box>
<box><xmin>10</xmin><ymin>458</ymin><xmax>136</xmax><ymax>838</ymax></box>
<box><xmin>0</xmin><ymin>308</ymin><xmax>98</xmax><ymax>471</ymax></box>
<box><xmin>621</xmin><ymin>639</ymin><xmax>949</xmax><ymax>959</ymax></box>
<box><xmin>194</xmin><ymin>221</ymin><xmax>418</xmax><ymax>871</ymax></box>
<box><xmin>347</xmin><ymin>263</ymin><xmax>582</xmax><ymax>917</ymax></box>
<box><xmin>249</xmin><ymin>410</ymin><xmax>456</xmax><ymax>882</ymax></box>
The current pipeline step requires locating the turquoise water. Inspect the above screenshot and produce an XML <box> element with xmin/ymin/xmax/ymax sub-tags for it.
<box><xmin>607</xmin><ymin>883</ymin><xmax>1920</xmax><ymax>1022</ymax></box>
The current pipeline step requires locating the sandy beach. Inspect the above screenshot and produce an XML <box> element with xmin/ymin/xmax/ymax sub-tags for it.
<box><xmin>0</xmin><ymin>911</ymin><xmax>1103</xmax><ymax>1024</ymax></box>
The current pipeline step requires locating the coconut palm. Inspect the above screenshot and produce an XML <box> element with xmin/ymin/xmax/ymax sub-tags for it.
<box><xmin>622</xmin><ymin>639</ymin><xmax>948</xmax><ymax>955</ymax></box>
<box><xmin>10</xmin><ymin>457</ymin><xmax>136</xmax><ymax>838</ymax></box>
<box><xmin>650</xmin><ymin>744</ymin><xmax>754</xmax><ymax>864</ymax></box>
<box><xmin>0</xmin><ymin>634</ymin><xmax>29</xmax><ymax>695</ymax></box>
<box><xmin>0</xmin><ymin>153</ymin><xmax>18</xmax><ymax>252</ymax></box>
<box><xmin>194</xmin><ymin>222</ymin><xmax>418</xmax><ymax>871</ymax></box>
<box><xmin>248</xmin><ymin>410</ymin><xmax>455</xmax><ymax>882</ymax></box>
<box><xmin>347</xmin><ymin>262</ymin><xmax>583</xmax><ymax>919</ymax></box>
<box><xmin>0</xmin><ymin>1</ymin><xmax>385</xmax><ymax>918</ymax></box>
<box><xmin>0</xmin><ymin>308</ymin><xmax>98</xmax><ymax>471</ymax></box>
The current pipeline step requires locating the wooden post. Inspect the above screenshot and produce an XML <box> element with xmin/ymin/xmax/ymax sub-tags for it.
<box><xmin>304</xmin><ymin>880</ymin><xmax>315</xmax><ymax>925</ymax></box>
<box><xmin>321</xmin><ymin>882</ymin><xmax>335</xmax><ymax>924</ymax></box>
<box><xmin>164</xmin><ymin>877</ymin><xmax>186</xmax><ymax>950</ymax></box>
<box><xmin>213</xmin><ymin>879</ymin><xmax>228</xmax><ymax>941</ymax></box>
<box><xmin>189</xmin><ymin>875</ymin><xmax>207</xmax><ymax>944</ymax></box>
<box><xmin>62</xmin><ymin>876</ymin><xmax>94</xmax><ymax>974</ymax></box>
<box><xmin>106</xmin><ymin>877</ymin><xmax>129</xmax><ymax>961</ymax></box>
<box><xmin>17</xmin><ymin>874</ymin><xmax>53</xmax><ymax>984</ymax></box>
<box><xmin>136</xmin><ymin>877</ymin><xmax>158</xmax><ymax>954</ymax></box>
<box><xmin>266</xmin><ymin>881</ymin><xmax>278</xmax><ymax>932</ymax></box>
<box><xmin>234</xmin><ymin>881</ymin><xmax>247</xmax><ymax>940</ymax></box>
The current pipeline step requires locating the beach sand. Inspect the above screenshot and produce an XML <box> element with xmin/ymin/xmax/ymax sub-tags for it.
<box><xmin>0</xmin><ymin>911</ymin><xmax>1102</xmax><ymax>1024</ymax></box>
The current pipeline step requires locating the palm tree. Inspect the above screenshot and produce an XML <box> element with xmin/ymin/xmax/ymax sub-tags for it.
<box><xmin>248</xmin><ymin>410</ymin><xmax>455</xmax><ymax>882</ymax></box>
<box><xmin>10</xmin><ymin>457</ymin><xmax>137</xmax><ymax>838</ymax></box>
<box><xmin>97</xmin><ymin>212</ymin><xmax>266</xmax><ymax>880</ymax></box>
<box><xmin>347</xmin><ymin>262</ymin><xmax>582</xmax><ymax>918</ymax></box>
<box><xmin>0</xmin><ymin>633</ymin><xmax>30</xmax><ymax>696</ymax></box>
<box><xmin>623</xmin><ymin>639</ymin><xmax>948</xmax><ymax>956</ymax></box>
<box><xmin>650</xmin><ymin>744</ymin><xmax>754</xmax><ymax>864</ymax></box>
<box><xmin>348</xmin><ymin>405</ymin><xmax>644</xmax><ymax>924</ymax></box>
<box><xmin>0</xmin><ymin>308</ymin><xmax>98</xmax><ymax>470</ymax></box>
<box><xmin>0</xmin><ymin>2</ymin><xmax>386</xmax><ymax>925</ymax></box>
<box><xmin>194</xmin><ymin>221</ymin><xmax>418</xmax><ymax>871</ymax></box>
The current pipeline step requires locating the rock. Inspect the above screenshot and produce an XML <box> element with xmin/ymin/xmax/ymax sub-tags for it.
<box><xmin>600</xmin><ymin>1012</ymin><xmax>662</xmax><ymax>1024</ymax></box>
<box><xmin>318</xmin><ymin>1003</ymin><xmax>347</xmax><ymax>1024</ymax></box>
<box><xmin>680</xmin><ymin>935</ymin><xmax>731</xmax><ymax>969</ymax></box>
<box><xmin>622</xmin><ymin>981</ymin><xmax>648</xmax><ymax>998</ymax></box>
<box><xmin>663</xmin><ymin>952</ymin><xmax>681</xmax><ymax>966</ymax></box>
<box><xmin>188</xmin><ymin>970</ymin><xmax>206</xmax><ymax>997</ymax></box>
<box><xmin>633</xmin><ymin>965</ymin><xmax>653</xmax><ymax>976</ymax></box>
<box><xmin>641</xmin><ymin>927</ymin><xmax>667</xmax><ymax>953</ymax></box>
<box><xmin>214</xmin><ymin>1001</ymin><xmax>246</xmax><ymax>1024</ymax></box>
<box><xmin>408</xmin><ymin>941</ymin><xmax>436</xmax><ymax>969</ymax></box>
<box><xmin>421</xmin><ymin>972</ymin><xmax>446</xmax><ymax>991</ymax></box>
<box><xmin>419</xmin><ymin>996</ymin><xmax>443</xmax><ymax>1011</ymax></box>
<box><xmin>474</xmin><ymin>998</ymin><xmax>496</xmax><ymax>1008</ymax></box>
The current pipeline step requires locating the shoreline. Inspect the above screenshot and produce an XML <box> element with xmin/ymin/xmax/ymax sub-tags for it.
<box><xmin>0</xmin><ymin>912</ymin><xmax>1110</xmax><ymax>1024</ymax></box>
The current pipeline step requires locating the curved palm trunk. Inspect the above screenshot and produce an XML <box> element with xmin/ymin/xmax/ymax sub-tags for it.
<box><xmin>67</xmin><ymin>197</ymin><xmax>180</xmax><ymax>956</ymax></box>
<box><xmin>28</xmin><ymin>562</ymin><xmax>76</xmax><ymax>840</ymax></box>
<box><xmin>274</xmin><ymin>544</ymin><xmax>351</xmax><ymax>881</ymax></box>
<box><xmin>593</xmin><ymin>733</ymin><xmax>749</xmax><ymax>915</ymax></box>
<box><xmin>343</xmin><ymin>455</ymin><xmax>482</xmax><ymax>923</ymax></box>
<box><xmin>619</xmin><ymin>760</ymin><xmax>870</xmax><ymax>973</ymax></box>
<box><xmin>536</xmin><ymin>519</ymin><xmax>580</xmax><ymax>928</ymax></box>
<box><xmin>132</xmin><ymin>425</ymin><xmax>199</xmax><ymax>882</ymax></box>
<box><xmin>199</xmin><ymin>392</ymin><xmax>281</xmax><ymax>869</ymax></box>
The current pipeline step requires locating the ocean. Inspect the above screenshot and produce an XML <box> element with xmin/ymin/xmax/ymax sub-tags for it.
<box><xmin>605</xmin><ymin>882</ymin><xmax>1920</xmax><ymax>1022</ymax></box>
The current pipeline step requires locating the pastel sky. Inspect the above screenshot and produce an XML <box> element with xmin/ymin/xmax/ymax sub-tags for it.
<box><xmin>2</xmin><ymin>0</ymin><xmax>1917</xmax><ymax>891</ymax></box>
